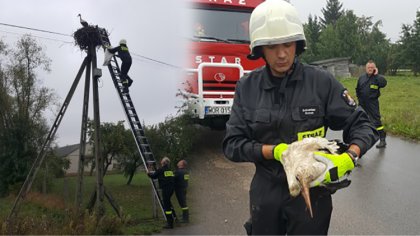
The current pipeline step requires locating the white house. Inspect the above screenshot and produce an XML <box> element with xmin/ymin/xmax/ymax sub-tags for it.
<box><xmin>55</xmin><ymin>143</ymin><xmax>117</xmax><ymax>175</ymax></box>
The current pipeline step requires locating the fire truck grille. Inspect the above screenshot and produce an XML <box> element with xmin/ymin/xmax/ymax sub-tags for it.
<box><xmin>203</xmin><ymin>81</ymin><xmax>237</xmax><ymax>91</ymax></box>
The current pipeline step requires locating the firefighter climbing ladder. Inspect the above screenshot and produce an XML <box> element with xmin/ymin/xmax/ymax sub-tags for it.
<box><xmin>7</xmin><ymin>26</ymin><xmax>165</xmax><ymax>228</ymax></box>
<box><xmin>97</xmin><ymin>28</ymin><xmax>165</xmax><ymax>219</ymax></box>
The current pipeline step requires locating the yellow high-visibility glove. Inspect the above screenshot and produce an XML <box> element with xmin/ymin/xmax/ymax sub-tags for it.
<box><xmin>310</xmin><ymin>152</ymin><xmax>355</xmax><ymax>187</ymax></box>
<box><xmin>272</xmin><ymin>143</ymin><xmax>289</xmax><ymax>163</ymax></box>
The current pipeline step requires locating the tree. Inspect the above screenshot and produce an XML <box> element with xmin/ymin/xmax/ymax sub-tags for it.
<box><xmin>145</xmin><ymin>113</ymin><xmax>198</xmax><ymax>167</ymax></box>
<box><xmin>316</xmin><ymin>11</ymin><xmax>359</xmax><ymax>60</ymax></box>
<box><xmin>302</xmin><ymin>15</ymin><xmax>322</xmax><ymax>62</ymax></box>
<box><xmin>386</xmin><ymin>42</ymin><xmax>405</xmax><ymax>75</ymax></box>
<box><xmin>362</xmin><ymin>22</ymin><xmax>390</xmax><ymax>72</ymax></box>
<box><xmin>320</xmin><ymin>0</ymin><xmax>344</xmax><ymax>28</ymax></box>
<box><xmin>398</xmin><ymin>9</ymin><xmax>420</xmax><ymax>75</ymax></box>
<box><xmin>314</xmin><ymin>9</ymin><xmax>391</xmax><ymax>73</ymax></box>
<box><xmin>388</xmin><ymin>23</ymin><xmax>415</xmax><ymax>75</ymax></box>
<box><xmin>0</xmin><ymin>35</ymin><xmax>57</xmax><ymax>197</ymax></box>
<box><xmin>119</xmin><ymin>129</ymin><xmax>142</xmax><ymax>185</ymax></box>
<box><xmin>87</xmin><ymin>120</ymin><xmax>127</xmax><ymax>175</ymax></box>
<box><xmin>413</xmin><ymin>9</ymin><xmax>420</xmax><ymax>75</ymax></box>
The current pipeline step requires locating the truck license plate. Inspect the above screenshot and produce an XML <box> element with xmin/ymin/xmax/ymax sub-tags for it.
<box><xmin>205</xmin><ymin>106</ymin><xmax>231</xmax><ymax>115</ymax></box>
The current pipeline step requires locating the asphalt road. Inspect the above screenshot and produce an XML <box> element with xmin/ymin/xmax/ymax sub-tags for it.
<box><xmin>327</xmin><ymin>130</ymin><xmax>420</xmax><ymax>234</ymax></box>
<box><xmin>162</xmin><ymin>129</ymin><xmax>420</xmax><ymax>235</ymax></box>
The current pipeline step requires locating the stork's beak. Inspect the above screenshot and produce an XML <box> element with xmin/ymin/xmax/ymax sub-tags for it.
<box><xmin>298</xmin><ymin>177</ymin><xmax>313</xmax><ymax>218</ymax></box>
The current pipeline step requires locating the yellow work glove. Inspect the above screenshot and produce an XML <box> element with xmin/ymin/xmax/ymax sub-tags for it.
<box><xmin>310</xmin><ymin>152</ymin><xmax>355</xmax><ymax>188</ymax></box>
<box><xmin>272</xmin><ymin>143</ymin><xmax>289</xmax><ymax>163</ymax></box>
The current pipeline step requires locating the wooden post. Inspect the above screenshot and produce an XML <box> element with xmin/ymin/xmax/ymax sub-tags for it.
<box><xmin>90</xmin><ymin>44</ymin><xmax>105</xmax><ymax>218</ymax></box>
<box><xmin>75</xmin><ymin>53</ymin><xmax>92</xmax><ymax>216</ymax></box>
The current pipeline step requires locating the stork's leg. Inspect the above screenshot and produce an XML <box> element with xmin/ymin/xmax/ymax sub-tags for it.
<box><xmin>299</xmin><ymin>178</ymin><xmax>313</xmax><ymax>218</ymax></box>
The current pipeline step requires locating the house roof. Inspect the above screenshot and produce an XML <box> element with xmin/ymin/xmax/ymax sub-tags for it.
<box><xmin>310</xmin><ymin>57</ymin><xmax>351</xmax><ymax>65</ymax></box>
<box><xmin>55</xmin><ymin>144</ymin><xmax>80</xmax><ymax>157</ymax></box>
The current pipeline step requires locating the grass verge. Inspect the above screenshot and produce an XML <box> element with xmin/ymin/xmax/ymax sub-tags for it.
<box><xmin>339</xmin><ymin>76</ymin><xmax>420</xmax><ymax>141</ymax></box>
<box><xmin>0</xmin><ymin>172</ymin><xmax>165</xmax><ymax>235</ymax></box>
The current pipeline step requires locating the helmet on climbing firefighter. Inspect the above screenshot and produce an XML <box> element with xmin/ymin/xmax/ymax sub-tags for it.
<box><xmin>247</xmin><ymin>0</ymin><xmax>306</xmax><ymax>60</ymax></box>
<box><xmin>119</xmin><ymin>39</ymin><xmax>127</xmax><ymax>45</ymax></box>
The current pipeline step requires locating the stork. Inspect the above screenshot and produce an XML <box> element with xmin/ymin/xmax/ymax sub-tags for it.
<box><xmin>77</xmin><ymin>14</ymin><xmax>89</xmax><ymax>27</ymax></box>
<box><xmin>281</xmin><ymin>137</ymin><xmax>339</xmax><ymax>218</ymax></box>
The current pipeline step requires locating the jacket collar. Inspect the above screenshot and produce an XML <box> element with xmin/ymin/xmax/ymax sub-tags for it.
<box><xmin>261</xmin><ymin>60</ymin><xmax>304</xmax><ymax>90</ymax></box>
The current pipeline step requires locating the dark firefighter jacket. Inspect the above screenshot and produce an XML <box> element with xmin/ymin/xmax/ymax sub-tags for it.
<box><xmin>174</xmin><ymin>168</ymin><xmax>189</xmax><ymax>189</ymax></box>
<box><xmin>356</xmin><ymin>73</ymin><xmax>387</xmax><ymax>101</ymax></box>
<box><xmin>108</xmin><ymin>44</ymin><xmax>132</xmax><ymax>63</ymax></box>
<box><xmin>148</xmin><ymin>164</ymin><xmax>174</xmax><ymax>189</ymax></box>
<box><xmin>223</xmin><ymin>62</ymin><xmax>378</xmax><ymax>182</ymax></box>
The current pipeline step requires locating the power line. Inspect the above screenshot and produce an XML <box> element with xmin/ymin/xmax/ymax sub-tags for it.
<box><xmin>0</xmin><ymin>30</ymin><xmax>73</xmax><ymax>44</ymax></box>
<box><xmin>0</xmin><ymin>22</ymin><xmax>72</xmax><ymax>37</ymax></box>
<box><xmin>131</xmin><ymin>52</ymin><xmax>182</xmax><ymax>69</ymax></box>
<box><xmin>0</xmin><ymin>21</ymin><xmax>182</xmax><ymax>70</ymax></box>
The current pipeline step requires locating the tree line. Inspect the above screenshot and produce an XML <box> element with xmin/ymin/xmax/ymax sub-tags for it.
<box><xmin>0</xmin><ymin>35</ymin><xmax>67</xmax><ymax>197</ymax></box>
<box><xmin>301</xmin><ymin>0</ymin><xmax>420</xmax><ymax>76</ymax></box>
<box><xmin>85</xmin><ymin>114</ymin><xmax>197</xmax><ymax>186</ymax></box>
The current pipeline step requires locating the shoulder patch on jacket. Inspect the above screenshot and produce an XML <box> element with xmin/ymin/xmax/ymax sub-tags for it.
<box><xmin>342</xmin><ymin>89</ymin><xmax>356</xmax><ymax>107</ymax></box>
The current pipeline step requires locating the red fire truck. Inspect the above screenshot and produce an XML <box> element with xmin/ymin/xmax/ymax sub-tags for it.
<box><xmin>181</xmin><ymin>0</ymin><xmax>265</xmax><ymax>129</ymax></box>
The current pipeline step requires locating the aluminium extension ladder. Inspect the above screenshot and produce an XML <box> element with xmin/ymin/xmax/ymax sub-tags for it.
<box><xmin>97</xmin><ymin>27</ymin><xmax>166</xmax><ymax>220</ymax></box>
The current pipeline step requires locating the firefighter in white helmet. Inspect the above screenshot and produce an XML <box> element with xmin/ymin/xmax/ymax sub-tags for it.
<box><xmin>223</xmin><ymin>0</ymin><xmax>378</xmax><ymax>234</ymax></box>
<box><xmin>108</xmin><ymin>39</ymin><xmax>133</xmax><ymax>92</ymax></box>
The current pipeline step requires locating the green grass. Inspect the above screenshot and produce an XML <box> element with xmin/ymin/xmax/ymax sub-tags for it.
<box><xmin>338</xmin><ymin>76</ymin><xmax>420</xmax><ymax>141</ymax></box>
<box><xmin>0</xmin><ymin>173</ymin><xmax>165</xmax><ymax>235</ymax></box>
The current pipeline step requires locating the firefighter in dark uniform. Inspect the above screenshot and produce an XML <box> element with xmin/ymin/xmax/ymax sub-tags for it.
<box><xmin>108</xmin><ymin>39</ymin><xmax>133</xmax><ymax>90</ymax></box>
<box><xmin>222</xmin><ymin>1</ymin><xmax>378</xmax><ymax>235</ymax></box>
<box><xmin>356</xmin><ymin>60</ymin><xmax>388</xmax><ymax>148</ymax></box>
<box><xmin>148</xmin><ymin>157</ymin><xmax>175</xmax><ymax>229</ymax></box>
<box><xmin>174</xmin><ymin>159</ymin><xmax>190</xmax><ymax>223</ymax></box>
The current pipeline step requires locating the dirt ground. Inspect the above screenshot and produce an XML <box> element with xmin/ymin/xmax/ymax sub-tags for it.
<box><xmin>161</xmin><ymin>128</ymin><xmax>255</xmax><ymax>235</ymax></box>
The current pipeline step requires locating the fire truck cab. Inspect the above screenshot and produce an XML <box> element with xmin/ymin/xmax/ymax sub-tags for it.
<box><xmin>182</xmin><ymin>0</ymin><xmax>265</xmax><ymax>129</ymax></box>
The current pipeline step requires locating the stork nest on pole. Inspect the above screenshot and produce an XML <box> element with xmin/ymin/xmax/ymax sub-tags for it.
<box><xmin>73</xmin><ymin>26</ymin><xmax>104</xmax><ymax>51</ymax></box>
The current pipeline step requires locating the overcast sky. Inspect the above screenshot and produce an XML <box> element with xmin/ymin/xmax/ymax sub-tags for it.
<box><xmin>1</xmin><ymin>0</ymin><xmax>419</xmax><ymax>146</ymax></box>
<box><xmin>0</xmin><ymin>0</ymin><xmax>190</xmax><ymax>146</ymax></box>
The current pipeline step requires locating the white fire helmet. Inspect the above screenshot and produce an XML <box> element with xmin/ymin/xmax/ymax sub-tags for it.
<box><xmin>119</xmin><ymin>39</ymin><xmax>127</xmax><ymax>45</ymax></box>
<box><xmin>248</xmin><ymin>0</ymin><xmax>306</xmax><ymax>60</ymax></box>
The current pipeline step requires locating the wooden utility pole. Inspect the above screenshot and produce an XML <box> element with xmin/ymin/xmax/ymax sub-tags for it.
<box><xmin>7</xmin><ymin>27</ymin><xmax>120</xmax><ymax>230</ymax></box>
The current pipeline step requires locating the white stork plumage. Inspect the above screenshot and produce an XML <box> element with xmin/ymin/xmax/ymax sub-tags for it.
<box><xmin>77</xmin><ymin>14</ymin><xmax>89</xmax><ymax>27</ymax></box>
<box><xmin>281</xmin><ymin>137</ymin><xmax>339</xmax><ymax>218</ymax></box>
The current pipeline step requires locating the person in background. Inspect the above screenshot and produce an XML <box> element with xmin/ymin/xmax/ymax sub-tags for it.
<box><xmin>148</xmin><ymin>157</ymin><xmax>175</xmax><ymax>229</ymax></box>
<box><xmin>108</xmin><ymin>39</ymin><xmax>133</xmax><ymax>90</ymax></box>
<box><xmin>174</xmin><ymin>159</ymin><xmax>190</xmax><ymax>223</ymax></box>
<box><xmin>356</xmin><ymin>60</ymin><xmax>388</xmax><ymax>148</ymax></box>
<box><xmin>222</xmin><ymin>0</ymin><xmax>378</xmax><ymax>234</ymax></box>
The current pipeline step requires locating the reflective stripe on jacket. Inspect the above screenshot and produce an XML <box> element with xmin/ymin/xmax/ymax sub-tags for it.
<box><xmin>148</xmin><ymin>164</ymin><xmax>174</xmax><ymax>189</ymax></box>
<box><xmin>356</xmin><ymin>73</ymin><xmax>387</xmax><ymax>100</ymax></box>
<box><xmin>108</xmin><ymin>44</ymin><xmax>132</xmax><ymax>63</ymax></box>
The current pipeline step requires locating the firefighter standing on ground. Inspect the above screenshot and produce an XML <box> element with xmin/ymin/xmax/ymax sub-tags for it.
<box><xmin>108</xmin><ymin>39</ymin><xmax>133</xmax><ymax>89</ymax></box>
<box><xmin>222</xmin><ymin>0</ymin><xmax>378</xmax><ymax>235</ymax></box>
<box><xmin>356</xmin><ymin>60</ymin><xmax>388</xmax><ymax>148</ymax></box>
<box><xmin>148</xmin><ymin>157</ymin><xmax>175</xmax><ymax>229</ymax></box>
<box><xmin>174</xmin><ymin>160</ymin><xmax>190</xmax><ymax>223</ymax></box>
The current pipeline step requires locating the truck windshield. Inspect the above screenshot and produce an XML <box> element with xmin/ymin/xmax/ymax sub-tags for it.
<box><xmin>189</xmin><ymin>8</ymin><xmax>251</xmax><ymax>43</ymax></box>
